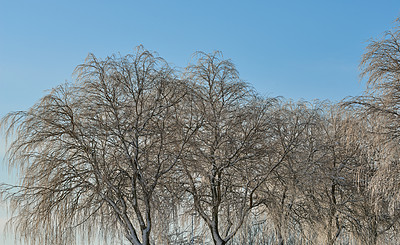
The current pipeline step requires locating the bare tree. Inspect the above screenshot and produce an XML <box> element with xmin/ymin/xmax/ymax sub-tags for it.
<box><xmin>255</xmin><ymin>100</ymin><xmax>326</xmax><ymax>245</ymax></box>
<box><xmin>343</xmin><ymin>18</ymin><xmax>400</xmax><ymax>243</ymax></box>
<box><xmin>0</xmin><ymin>47</ymin><xmax>194</xmax><ymax>245</ymax></box>
<box><xmin>254</xmin><ymin>101</ymin><xmax>395</xmax><ymax>245</ymax></box>
<box><xmin>177</xmin><ymin>52</ymin><xmax>274</xmax><ymax>245</ymax></box>
<box><xmin>307</xmin><ymin>105</ymin><xmax>371</xmax><ymax>245</ymax></box>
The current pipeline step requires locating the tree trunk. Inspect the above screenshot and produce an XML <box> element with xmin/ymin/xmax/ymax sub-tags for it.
<box><xmin>212</xmin><ymin>237</ymin><xmax>226</xmax><ymax>245</ymax></box>
<box><xmin>277</xmin><ymin>230</ymin><xmax>284</xmax><ymax>245</ymax></box>
<box><xmin>210</xmin><ymin>224</ymin><xmax>226</xmax><ymax>245</ymax></box>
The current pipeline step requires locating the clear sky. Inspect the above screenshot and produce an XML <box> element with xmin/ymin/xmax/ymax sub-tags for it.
<box><xmin>1</xmin><ymin>0</ymin><xmax>400</xmax><ymax>244</ymax></box>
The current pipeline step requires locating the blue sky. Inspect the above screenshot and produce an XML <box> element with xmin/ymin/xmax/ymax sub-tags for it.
<box><xmin>1</xmin><ymin>0</ymin><xmax>400</xmax><ymax>244</ymax></box>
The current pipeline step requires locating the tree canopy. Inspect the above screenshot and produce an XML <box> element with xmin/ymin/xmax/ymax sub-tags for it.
<box><xmin>3</xmin><ymin>19</ymin><xmax>400</xmax><ymax>244</ymax></box>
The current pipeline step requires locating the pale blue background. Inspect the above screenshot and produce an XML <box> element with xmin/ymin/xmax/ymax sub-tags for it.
<box><xmin>1</xmin><ymin>0</ymin><xmax>400</xmax><ymax>244</ymax></box>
